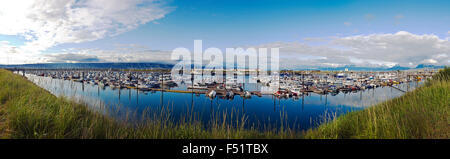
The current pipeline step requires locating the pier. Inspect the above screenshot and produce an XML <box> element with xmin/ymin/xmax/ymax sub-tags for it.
<box><xmin>389</xmin><ymin>85</ymin><xmax>406</xmax><ymax>93</ymax></box>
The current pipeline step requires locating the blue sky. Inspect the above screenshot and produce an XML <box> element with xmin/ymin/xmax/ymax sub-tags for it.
<box><xmin>50</xmin><ymin>0</ymin><xmax>450</xmax><ymax>50</ymax></box>
<box><xmin>0</xmin><ymin>0</ymin><xmax>449</xmax><ymax>67</ymax></box>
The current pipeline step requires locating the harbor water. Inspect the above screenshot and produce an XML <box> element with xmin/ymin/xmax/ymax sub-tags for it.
<box><xmin>25</xmin><ymin>73</ymin><xmax>422</xmax><ymax>130</ymax></box>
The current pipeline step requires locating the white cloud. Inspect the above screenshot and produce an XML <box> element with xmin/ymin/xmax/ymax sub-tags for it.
<box><xmin>0</xmin><ymin>0</ymin><xmax>171</xmax><ymax>53</ymax></box>
<box><xmin>43</xmin><ymin>47</ymin><xmax>173</xmax><ymax>63</ymax></box>
<box><xmin>10</xmin><ymin>31</ymin><xmax>450</xmax><ymax>68</ymax></box>
<box><xmin>0</xmin><ymin>41</ymin><xmax>43</xmax><ymax>64</ymax></box>
<box><xmin>44</xmin><ymin>53</ymin><xmax>100</xmax><ymax>63</ymax></box>
<box><xmin>333</xmin><ymin>31</ymin><xmax>449</xmax><ymax>66</ymax></box>
<box><xmin>421</xmin><ymin>59</ymin><xmax>438</xmax><ymax>64</ymax></box>
<box><xmin>249</xmin><ymin>42</ymin><xmax>351</xmax><ymax>68</ymax></box>
<box><xmin>434</xmin><ymin>53</ymin><xmax>448</xmax><ymax>59</ymax></box>
<box><xmin>250</xmin><ymin>31</ymin><xmax>450</xmax><ymax>68</ymax></box>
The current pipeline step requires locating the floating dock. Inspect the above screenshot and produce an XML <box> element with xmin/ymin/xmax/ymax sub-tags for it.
<box><xmin>150</xmin><ymin>89</ymin><xmax>207</xmax><ymax>94</ymax></box>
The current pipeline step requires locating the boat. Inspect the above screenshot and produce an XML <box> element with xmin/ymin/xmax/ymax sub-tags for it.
<box><xmin>188</xmin><ymin>83</ymin><xmax>208</xmax><ymax>89</ymax></box>
<box><xmin>290</xmin><ymin>88</ymin><xmax>302</xmax><ymax>96</ymax></box>
<box><xmin>225</xmin><ymin>90</ymin><xmax>234</xmax><ymax>98</ymax></box>
<box><xmin>126</xmin><ymin>83</ymin><xmax>137</xmax><ymax>89</ymax></box>
<box><xmin>137</xmin><ymin>84</ymin><xmax>150</xmax><ymax>91</ymax></box>
<box><xmin>147</xmin><ymin>81</ymin><xmax>160</xmax><ymax>88</ymax></box>
<box><xmin>207</xmin><ymin>90</ymin><xmax>216</xmax><ymax>98</ymax></box>
<box><xmin>98</xmin><ymin>82</ymin><xmax>105</xmax><ymax>88</ymax></box>
<box><xmin>243</xmin><ymin>91</ymin><xmax>252</xmax><ymax>98</ymax></box>
<box><xmin>274</xmin><ymin>89</ymin><xmax>289</xmax><ymax>98</ymax></box>
<box><xmin>110</xmin><ymin>83</ymin><xmax>120</xmax><ymax>89</ymax></box>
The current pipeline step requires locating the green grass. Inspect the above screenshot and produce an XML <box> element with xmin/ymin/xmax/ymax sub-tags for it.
<box><xmin>0</xmin><ymin>69</ymin><xmax>299</xmax><ymax>139</ymax></box>
<box><xmin>304</xmin><ymin>68</ymin><xmax>450</xmax><ymax>139</ymax></box>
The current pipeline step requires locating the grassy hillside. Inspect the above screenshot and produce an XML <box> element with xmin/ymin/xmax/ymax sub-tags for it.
<box><xmin>304</xmin><ymin>68</ymin><xmax>450</xmax><ymax>139</ymax></box>
<box><xmin>0</xmin><ymin>69</ymin><xmax>299</xmax><ymax>139</ymax></box>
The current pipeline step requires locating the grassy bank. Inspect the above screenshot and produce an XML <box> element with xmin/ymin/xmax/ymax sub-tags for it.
<box><xmin>305</xmin><ymin>68</ymin><xmax>450</xmax><ymax>139</ymax></box>
<box><xmin>0</xmin><ymin>69</ymin><xmax>299</xmax><ymax>139</ymax></box>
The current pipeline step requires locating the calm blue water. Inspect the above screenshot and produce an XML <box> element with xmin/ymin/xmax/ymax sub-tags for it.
<box><xmin>25</xmin><ymin>74</ymin><xmax>422</xmax><ymax>130</ymax></box>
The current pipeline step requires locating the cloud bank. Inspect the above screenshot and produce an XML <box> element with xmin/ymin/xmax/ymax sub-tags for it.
<box><xmin>0</xmin><ymin>0</ymin><xmax>171</xmax><ymax>53</ymax></box>
<box><xmin>43</xmin><ymin>46</ymin><xmax>172</xmax><ymax>64</ymax></box>
<box><xmin>251</xmin><ymin>31</ymin><xmax>449</xmax><ymax>68</ymax></box>
<box><xmin>40</xmin><ymin>31</ymin><xmax>449</xmax><ymax>69</ymax></box>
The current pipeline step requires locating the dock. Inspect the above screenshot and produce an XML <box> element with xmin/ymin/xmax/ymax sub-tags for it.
<box><xmin>389</xmin><ymin>85</ymin><xmax>406</xmax><ymax>93</ymax></box>
<box><xmin>12</xmin><ymin>68</ymin><xmax>436</xmax><ymax>100</ymax></box>
<box><xmin>150</xmin><ymin>89</ymin><xmax>207</xmax><ymax>94</ymax></box>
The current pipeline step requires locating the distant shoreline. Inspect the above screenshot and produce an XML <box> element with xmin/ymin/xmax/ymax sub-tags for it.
<box><xmin>0</xmin><ymin>63</ymin><xmax>446</xmax><ymax>71</ymax></box>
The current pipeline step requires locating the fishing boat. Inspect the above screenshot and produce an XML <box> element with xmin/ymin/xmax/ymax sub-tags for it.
<box><xmin>290</xmin><ymin>88</ymin><xmax>302</xmax><ymax>96</ymax></box>
<box><xmin>207</xmin><ymin>90</ymin><xmax>216</xmax><ymax>98</ymax></box>
<box><xmin>147</xmin><ymin>81</ymin><xmax>160</xmax><ymax>88</ymax></box>
<box><xmin>225</xmin><ymin>90</ymin><xmax>234</xmax><ymax>98</ymax></box>
<box><xmin>274</xmin><ymin>89</ymin><xmax>289</xmax><ymax>98</ymax></box>
<box><xmin>98</xmin><ymin>82</ymin><xmax>106</xmax><ymax>88</ymax></box>
<box><xmin>188</xmin><ymin>83</ymin><xmax>208</xmax><ymax>89</ymax></box>
<box><xmin>110</xmin><ymin>83</ymin><xmax>120</xmax><ymax>89</ymax></box>
<box><xmin>243</xmin><ymin>91</ymin><xmax>252</xmax><ymax>98</ymax></box>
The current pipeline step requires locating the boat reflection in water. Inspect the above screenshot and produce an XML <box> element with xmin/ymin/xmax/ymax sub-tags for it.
<box><xmin>23</xmin><ymin>72</ymin><xmax>422</xmax><ymax>131</ymax></box>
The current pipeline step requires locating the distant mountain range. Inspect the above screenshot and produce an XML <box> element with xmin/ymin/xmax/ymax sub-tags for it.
<box><xmin>0</xmin><ymin>63</ymin><xmax>174</xmax><ymax>69</ymax></box>
<box><xmin>414</xmin><ymin>64</ymin><xmax>446</xmax><ymax>69</ymax></box>
<box><xmin>290</xmin><ymin>64</ymin><xmax>446</xmax><ymax>71</ymax></box>
<box><xmin>0</xmin><ymin>63</ymin><xmax>446</xmax><ymax>71</ymax></box>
